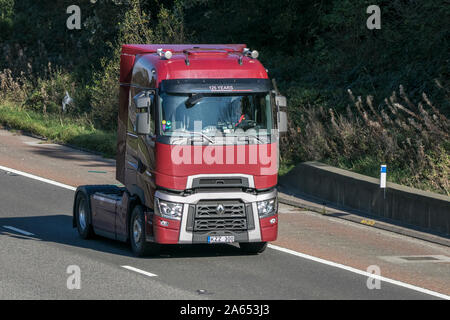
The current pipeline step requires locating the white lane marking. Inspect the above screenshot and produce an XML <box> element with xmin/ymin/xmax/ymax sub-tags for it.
<box><xmin>2</xmin><ymin>225</ymin><xmax>35</xmax><ymax>236</ymax></box>
<box><xmin>0</xmin><ymin>165</ymin><xmax>76</xmax><ymax>191</ymax></box>
<box><xmin>268</xmin><ymin>244</ymin><xmax>450</xmax><ymax>300</ymax></box>
<box><xmin>2</xmin><ymin>164</ymin><xmax>447</xmax><ymax>299</ymax></box>
<box><xmin>121</xmin><ymin>266</ymin><xmax>158</xmax><ymax>277</ymax></box>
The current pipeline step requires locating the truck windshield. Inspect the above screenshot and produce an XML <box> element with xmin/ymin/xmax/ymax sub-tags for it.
<box><xmin>159</xmin><ymin>93</ymin><xmax>272</xmax><ymax>137</ymax></box>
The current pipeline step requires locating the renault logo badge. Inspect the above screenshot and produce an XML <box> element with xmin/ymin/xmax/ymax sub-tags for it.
<box><xmin>216</xmin><ymin>204</ymin><xmax>225</xmax><ymax>214</ymax></box>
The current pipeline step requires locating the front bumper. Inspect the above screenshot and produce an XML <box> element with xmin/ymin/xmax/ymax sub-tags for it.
<box><xmin>149</xmin><ymin>189</ymin><xmax>278</xmax><ymax>244</ymax></box>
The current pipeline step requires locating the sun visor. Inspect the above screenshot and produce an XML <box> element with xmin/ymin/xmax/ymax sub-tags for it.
<box><xmin>160</xmin><ymin>78</ymin><xmax>271</xmax><ymax>94</ymax></box>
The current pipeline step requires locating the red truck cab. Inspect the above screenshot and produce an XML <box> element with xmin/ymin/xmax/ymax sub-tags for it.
<box><xmin>73</xmin><ymin>44</ymin><xmax>287</xmax><ymax>256</ymax></box>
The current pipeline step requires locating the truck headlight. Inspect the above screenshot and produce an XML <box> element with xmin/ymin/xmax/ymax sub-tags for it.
<box><xmin>257</xmin><ymin>198</ymin><xmax>277</xmax><ymax>218</ymax></box>
<box><xmin>155</xmin><ymin>198</ymin><xmax>183</xmax><ymax>220</ymax></box>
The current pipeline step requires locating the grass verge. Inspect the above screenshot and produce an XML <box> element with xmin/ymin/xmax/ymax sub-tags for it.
<box><xmin>0</xmin><ymin>102</ymin><xmax>116</xmax><ymax>158</ymax></box>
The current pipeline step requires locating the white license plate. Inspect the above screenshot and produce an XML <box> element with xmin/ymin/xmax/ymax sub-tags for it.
<box><xmin>207</xmin><ymin>236</ymin><xmax>235</xmax><ymax>243</ymax></box>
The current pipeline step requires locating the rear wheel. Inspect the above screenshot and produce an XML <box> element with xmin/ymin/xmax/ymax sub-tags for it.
<box><xmin>75</xmin><ymin>192</ymin><xmax>94</xmax><ymax>239</ymax></box>
<box><xmin>239</xmin><ymin>242</ymin><xmax>268</xmax><ymax>254</ymax></box>
<box><xmin>130</xmin><ymin>205</ymin><xmax>160</xmax><ymax>257</ymax></box>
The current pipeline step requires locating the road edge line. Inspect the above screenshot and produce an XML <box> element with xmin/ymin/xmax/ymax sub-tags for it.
<box><xmin>0</xmin><ymin>165</ymin><xmax>76</xmax><ymax>191</ymax></box>
<box><xmin>268</xmin><ymin>244</ymin><xmax>449</xmax><ymax>300</ymax></box>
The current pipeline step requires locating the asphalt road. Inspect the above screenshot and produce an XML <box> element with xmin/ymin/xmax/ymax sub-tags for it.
<box><xmin>0</xmin><ymin>168</ymin><xmax>439</xmax><ymax>300</ymax></box>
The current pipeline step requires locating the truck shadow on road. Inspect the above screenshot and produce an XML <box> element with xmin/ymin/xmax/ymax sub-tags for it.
<box><xmin>0</xmin><ymin>214</ymin><xmax>246</xmax><ymax>259</ymax></box>
<box><xmin>30</xmin><ymin>147</ymin><xmax>116</xmax><ymax>167</ymax></box>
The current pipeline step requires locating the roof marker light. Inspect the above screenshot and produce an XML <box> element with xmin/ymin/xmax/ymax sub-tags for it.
<box><xmin>156</xmin><ymin>48</ymin><xmax>172</xmax><ymax>60</ymax></box>
<box><xmin>242</xmin><ymin>48</ymin><xmax>259</xmax><ymax>59</ymax></box>
<box><xmin>164</xmin><ymin>50</ymin><xmax>173</xmax><ymax>60</ymax></box>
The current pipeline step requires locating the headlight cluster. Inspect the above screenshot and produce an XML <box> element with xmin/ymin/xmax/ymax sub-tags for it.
<box><xmin>257</xmin><ymin>198</ymin><xmax>277</xmax><ymax>218</ymax></box>
<box><xmin>156</xmin><ymin>198</ymin><xmax>183</xmax><ymax>220</ymax></box>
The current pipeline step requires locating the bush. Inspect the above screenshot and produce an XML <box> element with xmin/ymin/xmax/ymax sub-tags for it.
<box><xmin>23</xmin><ymin>64</ymin><xmax>76</xmax><ymax>114</ymax></box>
<box><xmin>89</xmin><ymin>51</ymin><xmax>120</xmax><ymax>131</ymax></box>
<box><xmin>0</xmin><ymin>68</ymin><xmax>30</xmax><ymax>103</ymax></box>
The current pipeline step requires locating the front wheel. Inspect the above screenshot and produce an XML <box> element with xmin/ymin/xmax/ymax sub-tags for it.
<box><xmin>75</xmin><ymin>192</ymin><xmax>94</xmax><ymax>239</ymax></box>
<box><xmin>130</xmin><ymin>205</ymin><xmax>160</xmax><ymax>257</ymax></box>
<box><xmin>239</xmin><ymin>242</ymin><xmax>268</xmax><ymax>255</ymax></box>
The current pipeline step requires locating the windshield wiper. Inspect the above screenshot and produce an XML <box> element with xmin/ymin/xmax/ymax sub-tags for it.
<box><xmin>185</xmin><ymin>94</ymin><xmax>205</xmax><ymax>108</ymax></box>
<box><xmin>248</xmin><ymin>135</ymin><xmax>263</xmax><ymax>144</ymax></box>
<box><xmin>237</xmin><ymin>135</ymin><xmax>263</xmax><ymax>144</ymax></box>
<box><xmin>193</xmin><ymin>131</ymin><xmax>214</xmax><ymax>143</ymax></box>
<box><xmin>179</xmin><ymin>130</ymin><xmax>214</xmax><ymax>144</ymax></box>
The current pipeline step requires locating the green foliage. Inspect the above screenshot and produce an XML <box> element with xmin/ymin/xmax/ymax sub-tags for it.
<box><xmin>0</xmin><ymin>0</ymin><xmax>14</xmax><ymax>40</ymax></box>
<box><xmin>155</xmin><ymin>0</ymin><xmax>186</xmax><ymax>43</ymax></box>
<box><xmin>24</xmin><ymin>65</ymin><xmax>76</xmax><ymax>114</ymax></box>
<box><xmin>0</xmin><ymin>0</ymin><xmax>187</xmax><ymax>128</ymax></box>
<box><xmin>89</xmin><ymin>0</ymin><xmax>187</xmax><ymax>131</ymax></box>
<box><xmin>0</xmin><ymin>68</ymin><xmax>30</xmax><ymax>102</ymax></box>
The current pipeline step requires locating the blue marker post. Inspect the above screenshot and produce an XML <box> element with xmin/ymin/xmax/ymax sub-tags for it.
<box><xmin>380</xmin><ymin>165</ymin><xmax>387</xmax><ymax>199</ymax></box>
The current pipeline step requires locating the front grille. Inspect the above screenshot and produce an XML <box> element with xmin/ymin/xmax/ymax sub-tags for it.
<box><xmin>196</xmin><ymin>201</ymin><xmax>245</xmax><ymax>218</ymax></box>
<box><xmin>192</xmin><ymin>200</ymin><xmax>248</xmax><ymax>232</ymax></box>
<box><xmin>194</xmin><ymin>218</ymin><xmax>247</xmax><ymax>231</ymax></box>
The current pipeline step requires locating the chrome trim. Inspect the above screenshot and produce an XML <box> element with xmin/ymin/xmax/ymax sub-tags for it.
<box><xmin>185</xmin><ymin>173</ymin><xmax>255</xmax><ymax>189</ymax></box>
<box><xmin>178</xmin><ymin>204</ymin><xmax>192</xmax><ymax>243</ymax></box>
<box><xmin>248</xmin><ymin>202</ymin><xmax>262</xmax><ymax>242</ymax></box>
<box><xmin>155</xmin><ymin>189</ymin><xmax>275</xmax><ymax>204</ymax></box>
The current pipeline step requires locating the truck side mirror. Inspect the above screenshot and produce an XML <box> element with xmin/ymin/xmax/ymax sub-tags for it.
<box><xmin>276</xmin><ymin>95</ymin><xmax>288</xmax><ymax>134</ymax></box>
<box><xmin>134</xmin><ymin>91</ymin><xmax>154</xmax><ymax>135</ymax></box>
<box><xmin>136</xmin><ymin>112</ymin><xmax>151</xmax><ymax>135</ymax></box>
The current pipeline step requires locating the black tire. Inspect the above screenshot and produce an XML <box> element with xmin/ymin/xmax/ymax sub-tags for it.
<box><xmin>129</xmin><ymin>205</ymin><xmax>160</xmax><ymax>257</ymax></box>
<box><xmin>75</xmin><ymin>192</ymin><xmax>94</xmax><ymax>239</ymax></box>
<box><xmin>239</xmin><ymin>242</ymin><xmax>268</xmax><ymax>255</ymax></box>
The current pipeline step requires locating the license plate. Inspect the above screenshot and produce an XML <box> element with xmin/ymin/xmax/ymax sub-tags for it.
<box><xmin>207</xmin><ymin>236</ymin><xmax>235</xmax><ymax>243</ymax></box>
